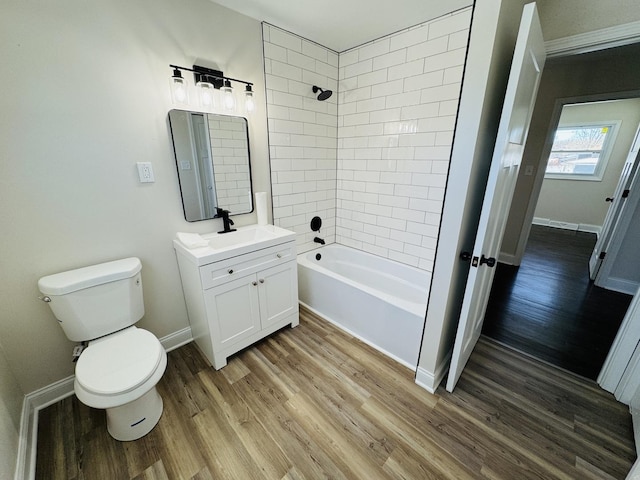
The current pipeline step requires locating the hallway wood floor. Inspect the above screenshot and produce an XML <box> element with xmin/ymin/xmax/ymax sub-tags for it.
<box><xmin>36</xmin><ymin>307</ymin><xmax>634</xmax><ymax>479</ymax></box>
<box><xmin>483</xmin><ymin>225</ymin><xmax>633</xmax><ymax>379</ymax></box>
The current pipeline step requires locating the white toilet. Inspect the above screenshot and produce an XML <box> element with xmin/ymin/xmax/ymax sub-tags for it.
<box><xmin>38</xmin><ymin>257</ymin><xmax>167</xmax><ymax>441</ymax></box>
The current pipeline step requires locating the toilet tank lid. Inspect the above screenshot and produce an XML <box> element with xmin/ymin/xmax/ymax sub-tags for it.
<box><xmin>38</xmin><ymin>257</ymin><xmax>142</xmax><ymax>295</ymax></box>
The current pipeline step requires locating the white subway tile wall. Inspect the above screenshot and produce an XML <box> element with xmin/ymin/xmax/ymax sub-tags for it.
<box><xmin>263</xmin><ymin>24</ymin><xmax>339</xmax><ymax>253</ymax></box>
<box><xmin>337</xmin><ymin>8</ymin><xmax>471</xmax><ymax>271</ymax></box>
<box><xmin>263</xmin><ymin>7</ymin><xmax>471</xmax><ymax>269</ymax></box>
<box><xmin>208</xmin><ymin>115</ymin><xmax>251</xmax><ymax>213</ymax></box>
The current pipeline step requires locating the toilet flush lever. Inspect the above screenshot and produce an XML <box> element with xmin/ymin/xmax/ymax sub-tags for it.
<box><xmin>39</xmin><ymin>296</ymin><xmax>51</xmax><ymax>303</ymax></box>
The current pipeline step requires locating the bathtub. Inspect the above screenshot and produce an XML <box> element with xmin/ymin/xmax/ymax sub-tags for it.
<box><xmin>297</xmin><ymin>244</ymin><xmax>430</xmax><ymax>369</ymax></box>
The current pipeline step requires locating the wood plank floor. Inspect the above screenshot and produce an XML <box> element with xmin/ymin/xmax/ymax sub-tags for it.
<box><xmin>36</xmin><ymin>307</ymin><xmax>635</xmax><ymax>479</ymax></box>
<box><xmin>483</xmin><ymin>225</ymin><xmax>633</xmax><ymax>379</ymax></box>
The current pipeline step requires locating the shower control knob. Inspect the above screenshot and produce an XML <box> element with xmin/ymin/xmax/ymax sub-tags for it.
<box><xmin>252</xmin><ymin>281</ymin><xmax>258</xmax><ymax>286</ymax></box>
<box><xmin>259</xmin><ymin>279</ymin><xmax>265</xmax><ymax>284</ymax></box>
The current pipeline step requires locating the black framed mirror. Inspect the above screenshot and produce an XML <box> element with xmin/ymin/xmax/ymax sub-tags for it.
<box><xmin>168</xmin><ymin>109</ymin><xmax>253</xmax><ymax>222</ymax></box>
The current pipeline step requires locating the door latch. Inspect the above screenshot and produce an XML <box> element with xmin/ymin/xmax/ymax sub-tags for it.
<box><xmin>480</xmin><ymin>255</ymin><xmax>496</xmax><ymax>267</ymax></box>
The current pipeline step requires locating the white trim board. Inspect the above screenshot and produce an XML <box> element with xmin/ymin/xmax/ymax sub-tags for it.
<box><xmin>545</xmin><ymin>20</ymin><xmax>640</xmax><ymax>58</ymax></box>
<box><xmin>15</xmin><ymin>326</ymin><xmax>193</xmax><ymax>480</ymax></box>
<box><xmin>532</xmin><ymin>217</ymin><xmax>601</xmax><ymax>235</ymax></box>
<box><xmin>415</xmin><ymin>350</ymin><xmax>451</xmax><ymax>394</ymax></box>
<box><xmin>500</xmin><ymin>220</ymin><xmax>602</xmax><ymax>265</ymax></box>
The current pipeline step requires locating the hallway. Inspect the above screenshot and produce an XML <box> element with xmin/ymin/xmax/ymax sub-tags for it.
<box><xmin>482</xmin><ymin>224</ymin><xmax>633</xmax><ymax>379</ymax></box>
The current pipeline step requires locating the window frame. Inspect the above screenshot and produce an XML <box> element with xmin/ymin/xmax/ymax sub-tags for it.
<box><xmin>544</xmin><ymin>121</ymin><xmax>621</xmax><ymax>182</ymax></box>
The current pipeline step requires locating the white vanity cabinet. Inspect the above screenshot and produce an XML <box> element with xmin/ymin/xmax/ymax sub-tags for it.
<box><xmin>174</xmin><ymin>228</ymin><xmax>299</xmax><ymax>369</ymax></box>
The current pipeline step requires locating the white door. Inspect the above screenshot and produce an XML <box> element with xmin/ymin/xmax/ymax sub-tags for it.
<box><xmin>446</xmin><ymin>2</ymin><xmax>546</xmax><ymax>392</ymax></box>
<box><xmin>599</xmin><ymin>287</ymin><xmax>640</xmax><ymax>394</ymax></box>
<box><xmin>589</xmin><ymin>125</ymin><xmax>640</xmax><ymax>279</ymax></box>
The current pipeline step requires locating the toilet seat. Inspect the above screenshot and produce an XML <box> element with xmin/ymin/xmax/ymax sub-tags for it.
<box><xmin>76</xmin><ymin>327</ymin><xmax>164</xmax><ymax>396</ymax></box>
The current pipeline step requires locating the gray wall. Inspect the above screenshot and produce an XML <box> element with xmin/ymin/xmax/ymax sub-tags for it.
<box><xmin>0</xmin><ymin>0</ymin><xmax>271</xmax><ymax>395</ymax></box>
<box><xmin>534</xmin><ymin>99</ymin><xmax>640</xmax><ymax>228</ymax></box>
<box><xmin>537</xmin><ymin>0</ymin><xmax>640</xmax><ymax>41</ymax></box>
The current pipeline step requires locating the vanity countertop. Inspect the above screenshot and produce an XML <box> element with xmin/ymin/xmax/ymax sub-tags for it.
<box><xmin>173</xmin><ymin>224</ymin><xmax>296</xmax><ymax>266</ymax></box>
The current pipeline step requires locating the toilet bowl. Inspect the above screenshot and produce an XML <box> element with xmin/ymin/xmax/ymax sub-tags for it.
<box><xmin>38</xmin><ymin>257</ymin><xmax>167</xmax><ymax>441</ymax></box>
<box><xmin>74</xmin><ymin>326</ymin><xmax>167</xmax><ymax>441</ymax></box>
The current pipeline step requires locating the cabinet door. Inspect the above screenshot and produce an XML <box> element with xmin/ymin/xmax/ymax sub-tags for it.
<box><xmin>257</xmin><ymin>261</ymin><xmax>299</xmax><ymax>329</ymax></box>
<box><xmin>204</xmin><ymin>275</ymin><xmax>261</xmax><ymax>349</ymax></box>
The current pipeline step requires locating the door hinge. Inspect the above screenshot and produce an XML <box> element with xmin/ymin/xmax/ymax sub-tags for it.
<box><xmin>599</xmin><ymin>251</ymin><xmax>606</xmax><ymax>260</ymax></box>
<box><xmin>622</xmin><ymin>189</ymin><xmax>630</xmax><ymax>198</ymax></box>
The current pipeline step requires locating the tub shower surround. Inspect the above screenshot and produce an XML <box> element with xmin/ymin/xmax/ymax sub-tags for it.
<box><xmin>336</xmin><ymin>8</ymin><xmax>472</xmax><ymax>271</ymax></box>
<box><xmin>263</xmin><ymin>24</ymin><xmax>339</xmax><ymax>254</ymax></box>
<box><xmin>264</xmin><ymin>9</ymin><xmax>472</xmax><ymax>270</ymax></box>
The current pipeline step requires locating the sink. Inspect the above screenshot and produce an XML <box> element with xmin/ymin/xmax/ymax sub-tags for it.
<box><xmin>207</xmin><ymin>226</ymin><xmax>278</xmax><ymax>250</ymax></box>
<box><xmin>173</xmin><ymin>224</ymin><xmax>296</xmax><ymax>265</ymax></box>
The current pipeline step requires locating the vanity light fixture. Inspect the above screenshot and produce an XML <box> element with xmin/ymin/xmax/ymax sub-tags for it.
<box><xmin>169</xmin><ymin>64</ymin><xmax>254</xmax><ymax>114</ymax></box>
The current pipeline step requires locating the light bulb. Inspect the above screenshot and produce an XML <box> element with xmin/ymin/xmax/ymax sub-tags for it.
<box><xmin>222</xmin><ymin>79</ymin><xmax>236</xmax><ymax>111</ymax></box>
<box><xmin>170</xmin><ymin>68</ymin><xmax>189</xmax><ymax>104</ymax></box>
<box><xmin>197</xmin><ymin>78</ymin><xmax>215</xmax><ymax>109</ymax></box>
<box><xmin>244</xmin><ymin>85</ymin><xmax>255</xmax><ymax>113</ymax></box>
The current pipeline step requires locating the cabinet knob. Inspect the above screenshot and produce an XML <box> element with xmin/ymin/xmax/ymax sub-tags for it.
<box><xmin>259</xmin><ymin>278</ymin><xmax>265</xmax><ymax>283</ymax></box>
<box><xmin>276</xmin><ymin>253</ymin><xmax>282</xmax><ymax>258</ymax></box>
<box><xmin>252</xmin><ymin>281</ymin><xmax>257</xmax><ymax>286</ymax></box>
<box><xmin>228</xmin><ymin>269</ymin><xmax>234</xmax><ymax>274</ymax></box>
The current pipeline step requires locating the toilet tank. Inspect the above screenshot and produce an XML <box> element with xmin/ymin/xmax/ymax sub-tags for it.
<box><xmin>38</xmin><ymin>257</ymin><xmax>145</xmax><ymax>342</ymax></box>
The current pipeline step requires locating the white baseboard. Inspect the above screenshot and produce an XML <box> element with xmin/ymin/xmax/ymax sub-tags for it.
<box><xmin>599</xmin><ymin>277</ymin><xmax>640</xmax><ymax>296</ymax></box>
<box><xmin>15</xmin><ymin>326</ymin><xmax>193</xmax><ymax>480</ymax></box>
<box><xmin>498</xmin><ymin>252</ymin><xmax>518</xmax><ymax>266</ymax></box>
<box><xmin>415</xmin><ymin>351</ymin><xmax>451</xmax><ymax>394</ymax></box>
<box><xmin>532</xmin><ymin>217</ymin><xmax>601</xmax><ymax>235</ymax></box>
<box><xmin>160</xmin><ymin>326</ymin><xmax>193</xmax><ymax>353</ymax></box>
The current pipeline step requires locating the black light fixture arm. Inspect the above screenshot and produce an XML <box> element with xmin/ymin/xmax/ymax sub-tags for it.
<box><xmin>169</xmin><ymin>64</ymin><xmax>253</xmax><ymax>88</ymax></box>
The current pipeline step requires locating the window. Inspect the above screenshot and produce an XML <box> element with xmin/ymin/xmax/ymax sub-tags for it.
<box><xmin>545</xmin><ymin>123</ymin><xmax>617</xmax><ymax>181</ymax></box>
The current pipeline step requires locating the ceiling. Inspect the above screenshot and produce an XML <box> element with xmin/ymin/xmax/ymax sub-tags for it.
<box><xmin>210</xmin><ymin>0</ymin><xmax>473</xmax><ymax>52</ymax></box>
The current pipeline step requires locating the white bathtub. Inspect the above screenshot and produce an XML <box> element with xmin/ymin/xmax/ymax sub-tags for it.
<box><xmin>297</xmin><ymin>244</ymin><xmax>430</xmax><ymax>369</ymax></box>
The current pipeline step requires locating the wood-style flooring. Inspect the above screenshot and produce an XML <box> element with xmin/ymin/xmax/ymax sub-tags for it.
<box><xmin>36</xmin><ymin>307</ymin><xmax>635</xmax><ymax>479</ymax></box>
<box><xmin>483</xmin><ymin>225</ymin><xmax>633</xmax><ymax>379</ymax></box>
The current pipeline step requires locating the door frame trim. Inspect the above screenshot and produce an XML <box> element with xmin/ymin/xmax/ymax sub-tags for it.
<box><xmin>545</xmin><ymin>20</ymin><xmax>640</xmax><ymax>58</ymax></box>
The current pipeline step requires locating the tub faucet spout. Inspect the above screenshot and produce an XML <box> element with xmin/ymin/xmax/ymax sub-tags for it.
<box><xmin>314</xmin><ymin>237</ymin><xmax>325</xmax><ymax>245</ymax></box>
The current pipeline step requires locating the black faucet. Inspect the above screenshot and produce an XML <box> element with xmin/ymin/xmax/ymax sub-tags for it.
<box><xmin>314</xmin><ymin>237</ymin><xmax>325</xmax><ymax>245</ymax></box>
<box><xmin>216</xmin><ymin>207</ymin><xmax>236</xmax><ymax>234</ymax></box>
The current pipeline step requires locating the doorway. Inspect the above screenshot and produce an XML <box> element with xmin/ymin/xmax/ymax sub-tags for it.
<box><xmin>482</xmin><ymin>224</ymin><xmax>632</xmax><ymax>378</ymax></box>
<box><xmin>481</xmin><ymin>47</ymin><xmax>640</xmax><ymax>379</ymax></box>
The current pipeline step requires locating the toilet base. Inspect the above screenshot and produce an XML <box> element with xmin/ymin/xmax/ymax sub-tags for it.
<box><xmin>106</xmin><ymin>387</ymin><xmax>163</xmax><ymax>441</ymax></box>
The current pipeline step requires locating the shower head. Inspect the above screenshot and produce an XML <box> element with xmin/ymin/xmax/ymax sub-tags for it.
<box><xmin>312</xmin><ymin>85</ymin><xmax>333</xmax><ymax>101</ymax></box>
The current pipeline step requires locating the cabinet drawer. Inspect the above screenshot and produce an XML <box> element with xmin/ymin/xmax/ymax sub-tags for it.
<box><xmin>199</xmin><ymin>242</ymin><xmax>295</xmax><ymax>290</ymax></box>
